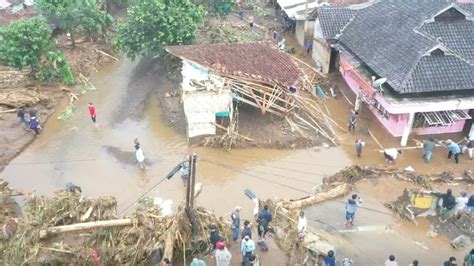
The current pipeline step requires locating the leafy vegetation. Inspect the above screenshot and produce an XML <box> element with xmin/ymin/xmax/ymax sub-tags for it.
<box><xmin>36</xmin><ymin>0</ymin><xmax>113</xmax><ymax>46</ymax></box>
<box><xmin>0</xmin><ymin>18</ymin><xmax>74</xmax><ymax>85</ymax></box>
<box><xmin>114</xmin><ymin>0</ymin><xmax>205</xmax><ymax>60</ymax></box>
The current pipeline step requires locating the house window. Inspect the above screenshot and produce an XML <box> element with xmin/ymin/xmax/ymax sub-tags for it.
<box><xmin>413</xmin><ymin>110</ymin><xmax>471</xmax><ymax>128</ymax></box>
<box><xmin>371</xmin><ymin>98</ymin><xmax>390</xmax><ymax>119</ymax></box>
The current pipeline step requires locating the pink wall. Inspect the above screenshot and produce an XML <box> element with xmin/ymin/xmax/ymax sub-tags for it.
<box><xmin>339</xmin><ymin>55</ymin><xmax>467</xmax><ymax>137</ymax></box>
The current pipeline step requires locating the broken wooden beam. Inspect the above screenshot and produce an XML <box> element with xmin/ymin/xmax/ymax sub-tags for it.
<box><xmin>211</xmin><ymin>122</ymin><xmax>253</xmax><ymax>141</ymax></box>
<box><xmin>39</xmin><ymin>218</ymin><xmax>132</xmax><ymax>239</ymax></box>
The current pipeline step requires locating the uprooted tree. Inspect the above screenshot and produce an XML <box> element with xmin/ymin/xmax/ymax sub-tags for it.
<box><xmin>36</xmin><ymin>0</ymin><xmax>114</xmax><ymax>47</ymax></box>
<box><xmin>0</xmin><ymin>18</ymin><xmax>74</xmax><ymax>85</ymax></box>
<box><xmin>114</xmin><ymin>0</ymin><xmax>205</xmax><ymax>60</ymax></box>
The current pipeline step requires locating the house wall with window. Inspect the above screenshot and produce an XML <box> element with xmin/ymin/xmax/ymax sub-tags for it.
<box><xmin>339</xmin><ymin>54</ymin><xmax>472</xmax><ymax>137</ymax></box>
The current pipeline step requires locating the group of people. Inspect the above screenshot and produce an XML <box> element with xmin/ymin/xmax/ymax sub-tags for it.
<box><xmin>204</xmin><ymin>204</ymin><xmax>274</xmax><ymax>266</ymax></box>
<box><xmin>348</xmin><ymin>110</ymin><xmax>473</xmax><ymax>164</ymax></box>
<box><xmin>321</xmin><ymin>250</ymin><xmax>474</xmax><ymax>266</ymax></box>
<box><xmin>423</xmin><ymin>137</ymin><xmax>473</xmax><ymax>164</ymax></box>
<box><xmin>437</xmin><ymin>189</ymin><xmax>474</xmax><ymax>222</ymax></box>
<box><xmin>16</xmin><ymin>106</ymin><xmax>41</xmax><ymax>135</ymax></box>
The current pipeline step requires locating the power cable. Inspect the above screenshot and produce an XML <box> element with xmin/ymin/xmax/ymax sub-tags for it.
<box><xmin>202</xmin><ymin>158</ymin><xmax>393</xmax><ymax>216</ymax></box>
<box><xmin>215</xmin><ymin>155</ymin><xmax>332</xmax><ymax>176</ymax></box>
<box><xmin>119</xmin><ymin>176</ymin><xmax>168</xmax><ymax>215</ymax></box>
<box><xmin>200</xmin><ymin>157</ymin><xmax>322</xmax><ymax>185</ymax></box>
<box><xmin>223</xmin><ymin>152</ymin><xmax>344</xmax><ymax>168</ymax></box>
<box><xmin>200</xmin><ymin>158</ymin><xmax>312</xmax><ymax>194</ymax></box>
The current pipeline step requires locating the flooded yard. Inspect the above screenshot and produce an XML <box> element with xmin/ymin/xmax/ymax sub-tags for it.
<box><xmin>1</xmin><ymin>58</ymin><xmax>471</xmax><ymax>265</ymax></box>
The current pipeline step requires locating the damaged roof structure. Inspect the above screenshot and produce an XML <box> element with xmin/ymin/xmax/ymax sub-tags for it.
<box><xmin>313</xmin><ymin>0</ymin><xmax>474</xmax><ymax>145</ymax></box>
<box><xmin>167</xmin><ymin>42</ymin><xmax>303</xmax><ymax>87</ymax></box>
<box><xmin>167</xmin><ymin>42</ymin><xmax>337</xmax><ymax>146</ymax></box>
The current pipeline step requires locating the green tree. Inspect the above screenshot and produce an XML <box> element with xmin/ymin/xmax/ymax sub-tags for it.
<box><xmin>115</xmin><ymin>0</ymin><xmax>205</xmax><ymax>60</ymax></box>
<box><xmin>0</xmin><ymin>17</ymin><xmax>54</xmax><ymax>71</ymax></box>
<box><xmin>0</xmin><ymin>18</ymin><xmax>75</xmax><ymax>85</ymax></box>
<box><xmin>36</xmin><ymin>0</ymin><xmax>113</xmax><ymax>47</ymax></box>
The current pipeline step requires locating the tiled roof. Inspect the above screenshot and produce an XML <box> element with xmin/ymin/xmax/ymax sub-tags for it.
<box><xmin>419</xmin><ymin>19</ymin><xmax>474</xmax><ymax>62</ymax></box>
<box><xmin>317</xmin><ymin>7</ymin><xmax>357</xmax><ymax>39</ymax></box>
<box><xmin>167</xmin><ymin>42</ymin><xmax>303</xmax><ymax>87</ymax></box>
<box><xmin>337</xmin><ymin>0</ymin><xmax>474</xmax><ymax>94</ymax></box>
<box><xmin>403</xmin><ymin>55</ymin><xmax>474</xmax><ymax>93</ymax></box>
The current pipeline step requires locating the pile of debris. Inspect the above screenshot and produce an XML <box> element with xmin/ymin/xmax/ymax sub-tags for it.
<box><xmin>385</xmin><ymin>188</ymin><xmax>473</xmax><ymax>247</ymax></box>
<box><xmin>0</xmin><ymin>179</ymin><xmax>18</xmax><ymax>240</ymax></box>
<box><xmin>0</xmin><ymin>187</ymin><xmax>230</xmax><ymax>264</ymax></box>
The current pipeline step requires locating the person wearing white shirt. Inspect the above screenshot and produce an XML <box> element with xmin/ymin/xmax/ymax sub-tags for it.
<box><xmin>135</xmin><ymin>146</ymin><xmax>146</xmax><ymax>170</ymax></box>
<box><xmin>383</xmin><ymin>148</ymin><xmax>401</xmax><ymax>164</ymax></box>
<box><xmin>384</xmin><ymin>255</ymin><xmax>398</xmax><ymax>266</ymax></box>
<box><xmin>455</xmin><ymin>191</ymin><xmax>469</xmax><ymax>219</ymax></box>
<box><xmin>297</xmin><ymin>211</ymin><xmax>307</xmax><ymax>233</ymax></box>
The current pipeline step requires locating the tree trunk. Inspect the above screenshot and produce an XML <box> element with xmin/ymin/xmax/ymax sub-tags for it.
<box><xmin>69</xmin><ymin>30</ymin><xmax>76</xmax><ymax>48</ymax></box>
<box><xmin>39</xmin><ymin>218</ymin><xmax>132</xmax><ymax>239</ymax></box>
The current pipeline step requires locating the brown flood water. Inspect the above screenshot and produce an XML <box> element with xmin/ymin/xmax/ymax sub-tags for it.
<box><xmin>1</xmin><ymin>59</ymin><xmax>471</xmax><ymax>265</ymax></box>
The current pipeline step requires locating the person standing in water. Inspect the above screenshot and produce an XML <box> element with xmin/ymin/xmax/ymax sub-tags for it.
<box><xmin>88</xmin><ymin>103</ymin><xmax>97</xmax><ymax>126</ymax></box>
<box><xmin>135</xmin><ymin>145</ymin><xmax>146</xmax><ymax>170</ymax></box>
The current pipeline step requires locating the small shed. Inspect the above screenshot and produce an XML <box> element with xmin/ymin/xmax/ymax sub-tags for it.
<box><xmin>166</xmin><ymin>42</ymin><xmax>307</xmax><ymax>141</ymax></box>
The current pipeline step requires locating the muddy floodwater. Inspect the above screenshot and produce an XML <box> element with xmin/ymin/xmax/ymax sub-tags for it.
<box><xmin>2</xmin><ymin>59</ymin><xmax>471</xmax><ymax>265</ymax></box>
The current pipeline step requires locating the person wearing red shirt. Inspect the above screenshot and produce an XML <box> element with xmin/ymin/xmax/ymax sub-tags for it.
<box><xmin>88</xmin><ymin>103</ymin><xmax>97</xmax><ymax>125</ymax></box>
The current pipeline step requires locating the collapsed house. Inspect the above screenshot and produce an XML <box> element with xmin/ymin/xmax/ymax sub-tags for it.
<box><xmin>312</xmin><ymin>0</ymin><xmax>474</xmax><ymax>145</ymax></box>
<box><xmin>166</xmin><ymin>42</ymin><xmax>337</xmax><ymax>146</ymax></box>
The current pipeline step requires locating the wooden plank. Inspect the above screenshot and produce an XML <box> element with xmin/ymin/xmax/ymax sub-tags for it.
<box><xmin>249</xmin><ymin>88</ymin><xmax>265</xmax><ymax>114</ymax></box>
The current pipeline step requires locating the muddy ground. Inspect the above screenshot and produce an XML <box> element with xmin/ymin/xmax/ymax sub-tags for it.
<box><xmin>0</xmin><ymin>40</ymin><xmax>114</xmax><ymax>172</ymax></box>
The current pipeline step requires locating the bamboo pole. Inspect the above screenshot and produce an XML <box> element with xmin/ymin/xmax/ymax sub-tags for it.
<box><xmin>289</xmin><ymin>55</ymin><xmax>326</xmax><ymax>78</ymax></box>
<box><xmin>0</xmin><ymin>109</ymin><xmax>16</xmax><ymax>114</ymax></box>
<box><xmin>339</xmin><ymin>88</ymin><xmax>354</xmax><ymax>107</ymax></box>
<box><xmin>39</xmin><ymin>218</ymin><xmax>132</xmax><ymax>239</ymax></box>
<box><xmin>368</xmin><ymin>129</ymin><xmax>384</xmax><ymax>150</ymax></box>
<box><xmin>230</xmin><ymin>85</ymin><xmax>290</xmax><ymax>113</ymax></box>
<box><xmin>95</xmin><ymin>49</ymin><xmax>119</xmax><ymax>61</ymax></box>
<box><xmin>374</xmin><ymin>146</ymin><xmax>422</xmax><ymax>151</ymax></box>
<box><xmin>211</xmin><ymin>122</ymin><xmax>253</xmax><ymax>141</ymax></box>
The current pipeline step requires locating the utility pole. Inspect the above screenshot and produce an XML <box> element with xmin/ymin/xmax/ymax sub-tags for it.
<box><xmin>184</xmin><ymin>153</ymin><xmax>198</xmax><ymax>236</ymax></box>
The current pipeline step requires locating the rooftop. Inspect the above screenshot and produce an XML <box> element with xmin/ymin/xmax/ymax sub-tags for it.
<box><xmin>167</xmin><ymin>42</ymin><xmax>304</xmax><ymax>87</ymax></box>
<box><xmin>333</xmin><ymin>0</ymin><xmax>474</xmax><ymax>95</ymax></box>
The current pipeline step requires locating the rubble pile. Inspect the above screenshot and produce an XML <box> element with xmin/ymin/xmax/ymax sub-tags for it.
<box><xmin>0</xmin><ymin>188</ymin><xmax>230</xmax><ymax>264</ymax></box>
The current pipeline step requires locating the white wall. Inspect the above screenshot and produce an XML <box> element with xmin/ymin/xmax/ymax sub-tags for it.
<box><xmin>296</xmin><ymin>20</ymin><xmax>306</xmax><ymax>48</ymax></box>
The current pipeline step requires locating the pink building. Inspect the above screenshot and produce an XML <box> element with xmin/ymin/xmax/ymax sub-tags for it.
<box><xmin>313</xmin><ymin>0</ymin><xmax>474</xmax><ymax>145</ymax></box>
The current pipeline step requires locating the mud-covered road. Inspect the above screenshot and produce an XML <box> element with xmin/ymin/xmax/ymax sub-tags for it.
<box><xmin>2</xmin><ymin>58</ymin><xmax>471</xmax><ymax>265</ymax></box>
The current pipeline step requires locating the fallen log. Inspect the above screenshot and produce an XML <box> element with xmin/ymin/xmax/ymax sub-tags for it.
<box><xmin>281</xmin><ymin>183</ymin><xmax>353</xmax><ymax>209</ymax></box>
<box><xmin>39</xmin><ymin>218</ymin><xmax>132</xmax><ymax>239</ymax></box>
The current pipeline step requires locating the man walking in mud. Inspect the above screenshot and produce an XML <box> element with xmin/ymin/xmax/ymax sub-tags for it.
<box><xmin>345</xmin><ymin>194</ymin><xmax>362</xmax><ymax>227</ymax></box>
<box><xmin>347</xmin><ymin>111</ymin><xmax>358</xmax><ymax>132</ymax></box>
<box><xmin>446</xmin><ymin>139</ymin><xmax>461</xmax><ymax>164</ymax></box>
<box><xmin>135</xmin><ymin>145</ymin><xmax>146</xmax><ymax>170</ymax></box>
<box><xmin>88</xmin><ymin>102</ymin><xmax>97</xmax><ymax>126</ymax></box>
<box><xmin>355</xmin><ymin>139</ymin><xmax>365</xmax><ymax>157</ymax></box>
<box><xmin>423</xmin><ymin>138</ymin><xmax>437</xmax><ymax>163</ymax></box>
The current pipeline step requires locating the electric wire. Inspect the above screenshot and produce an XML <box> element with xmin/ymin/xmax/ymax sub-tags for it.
<box><xmin>200</xmin><ymin>158</ymin><xmax>313</xmax><ymax>194</ymax></box>
<box><xmin>119</xmin><ymin>176</ymin><xmax>168</xmax><ymax>215</ymax></box>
